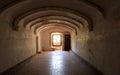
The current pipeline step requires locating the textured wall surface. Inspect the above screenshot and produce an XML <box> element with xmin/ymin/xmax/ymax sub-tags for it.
<box><xmin>72</xmin><ymin>11</ymin><xmax>120</xmax><ymax>75</ymax></box>
<box><xmin>0</xmin><ymin>14</ymin><xmax>36</xmax><ymax>73</ymax></box>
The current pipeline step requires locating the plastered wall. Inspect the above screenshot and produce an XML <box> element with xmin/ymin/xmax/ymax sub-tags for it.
<box><xmin>72</xmin><ymin>14</ymin><xmax>120</xmax><ymax>75</ymax></box>
<box><xmin>0</xmin><ymin>15</ymin><xmax>36</xmax><ymax>73</ymax></box>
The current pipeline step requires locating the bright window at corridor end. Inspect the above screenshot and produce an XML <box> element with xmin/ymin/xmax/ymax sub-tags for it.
<box><xmin>52</xmin><ymin>34</ymin><xmax>62</xmax><ymax>46</ymax></box>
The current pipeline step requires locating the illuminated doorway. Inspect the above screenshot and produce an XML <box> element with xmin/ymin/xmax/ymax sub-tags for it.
<box><xmin>52</xmin><ymin>34</ymin><xmax>62</xmax><ymax>46</ymax></box>
<box><xmin>51</xmin><ymin>33</ymin><xmax>62</xmax><ymax>50</ymax></box>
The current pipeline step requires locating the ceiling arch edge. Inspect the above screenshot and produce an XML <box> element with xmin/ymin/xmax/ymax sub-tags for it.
<box><xmin>12</xmin><ymin>7</ymin><xmax>93</xmax><ymax>31</ymax></box>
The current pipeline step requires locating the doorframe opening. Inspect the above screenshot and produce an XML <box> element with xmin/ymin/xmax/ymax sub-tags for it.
<box><xmin>51</xmin><ymin>32</ymin><xmax>63</xmax><ymax>50</ymax></box>
<box><xmin>51</xmin><ymin>32</ymin><xmax>71</xmax><ymax>51</ymax></box>
<box><xmin>63</xmin><ymin>34</ymin><xmax>71</xmax><ymax>51</ymax></box>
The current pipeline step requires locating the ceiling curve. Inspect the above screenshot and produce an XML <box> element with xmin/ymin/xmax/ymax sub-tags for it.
<box><xmin>33</xmin><ymin>21</ymin><xmax>79</xmax><ymax>34</ymax></box>
<box><xmin>36</xmin><ymin>23</ymin><xmax>76</xmax><ymax>34</ymax></box>
<box><xmin>25</xmin><ymin>16</ymin><xmax>83</xmax><ymax>30</ymax></box>
<box><xmin>17</xmin><ymin>9</ymin><xmax>86</xmax><ymax>30</ymax></box>
<box><xmin>0</xmin><ymin>0</ymin><xmax>106</xmax><ymax>32</ymax></box>
<box><xmin>13</xmin><ymin>7</ymin><xmax>93</xmax><ymax>32</ymax></box>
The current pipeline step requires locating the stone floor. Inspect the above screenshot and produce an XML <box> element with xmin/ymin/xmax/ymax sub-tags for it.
<box><xmin>1</xmin><ymin>51</ymin><xmax>103</xmax><ymax>75</ymax></box>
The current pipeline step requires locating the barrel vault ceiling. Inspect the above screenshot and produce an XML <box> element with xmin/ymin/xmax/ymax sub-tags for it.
<box><xmin>0</xmin><ymin>0</ymin><xmax>120</xmax><ymax>33</ymax></box>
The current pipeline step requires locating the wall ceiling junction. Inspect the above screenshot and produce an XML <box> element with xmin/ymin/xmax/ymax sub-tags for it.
<box><xmin>0</xmin><ymin>0</ymin><xmax>105</xmax><ymax>33</ymax></box>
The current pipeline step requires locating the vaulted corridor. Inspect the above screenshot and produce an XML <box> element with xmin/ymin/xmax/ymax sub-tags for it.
<box><xmin>1</xmin><ymin>51</ymin><xmax>103</xmax><ymax>75</ymax></box>
<box><xmin>0</xmin><ymin>0</ymin><xmax>120</xmax><ymax>75</ymax></box>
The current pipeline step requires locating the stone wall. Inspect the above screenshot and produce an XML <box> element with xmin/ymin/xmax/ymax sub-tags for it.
<box><xmin>0</xmin><ymin>14</ymin><xmax>36</xmax><ymax>73</ymax></box>
<box><xmin>72</xmin><ymin>11</ymin><xmax>120</xmax><ymax>75</ymax></box>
